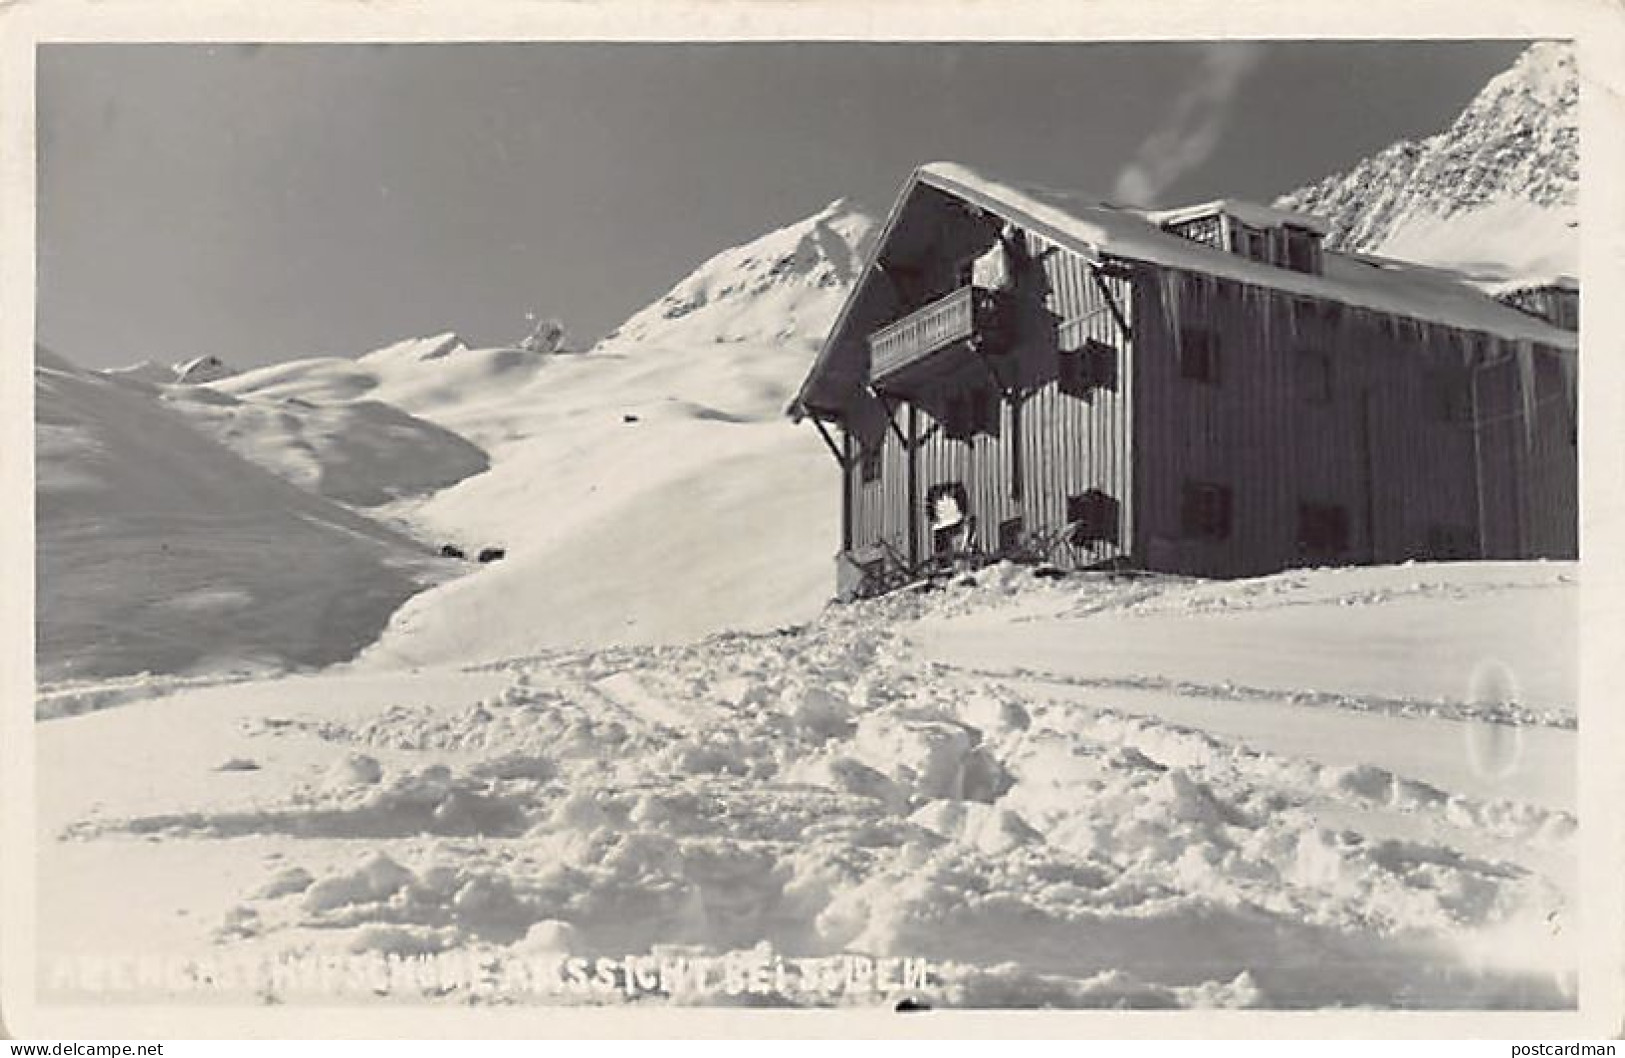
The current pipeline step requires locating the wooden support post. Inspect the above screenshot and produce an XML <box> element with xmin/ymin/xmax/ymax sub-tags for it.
<box><xmin>872</xmin><ymin>389</ymin><xmax>910</xmax><ymax>449</ymax></box>
<box><xmin>1091</xmin><ymin>267</ymin><xmax>1134</xmax><ymax>340</ymax></box>
<box><xmin>841</xmin><ymin>427</ymin><xmax>853</xmax><ymax>553</ymax></box>
<box><xmin>809</xmin><ymin>415</ymin><xmax>848</xmax><ymax>468</ymax></box>
<box><xmin>906</xmin><ymin>402</ymin><xmax>920</xmax><ymax>571</ymax></box>
<box><xmin>1010</xmin><ymin>396</ymin><xmax>1023</xmax><ymax>503</ymax></box>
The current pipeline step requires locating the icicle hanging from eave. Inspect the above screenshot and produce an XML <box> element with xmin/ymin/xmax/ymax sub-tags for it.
<box><xmin>1559</xmin><ymin>349</ymin><xmax>1579</xmax><ymax>440</ymax></box>
<box><xmin>1515</xmin><ymin>339</ymin><xmax>1539</xmax><ymax>453</ymax></box>
<box><xmin>1159</xmin><ymin>268</ymin><xmax>1187</xmax><ymax>362</ymax></box>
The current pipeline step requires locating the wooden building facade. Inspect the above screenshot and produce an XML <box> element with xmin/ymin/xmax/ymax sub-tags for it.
<box><xmin>788</xmin><ymin>163</ymin><xmax>1578</xmax><ymax>598</ymax></box>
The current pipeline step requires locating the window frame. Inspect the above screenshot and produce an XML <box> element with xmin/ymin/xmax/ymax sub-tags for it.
<box><xmin>1180</xmin><ymin>480</ymin><xmax>1233</xmax><ymax>541</ymax></box>
<box><xmin>1059</xmin><ymin>337</ymin><xmax>1119</xmax><ymax>399</ymax></box>
<box><xmin>1298</xmin><ymin>347</ymin><xmax>1334</xmax><ymax>405</ymax></box>
<box><xmin>1283</xmin><ymin>226</ymin><xmax>1321</xmax><ymax>274</ymax></box>
<box><xmin>1179</xmin><ymin>323</ymin><xmax>1221</xmax><ymax>385</ymax></box>
<box><xmin>859</xmin><ymin>439</ymin><xmax>883</xmax><ymax>484</ymax></box>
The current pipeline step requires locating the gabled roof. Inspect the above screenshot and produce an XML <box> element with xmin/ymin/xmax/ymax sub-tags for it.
<box><xmin>789</xmin><ymin>162</ymin><xmax>1577</xmax><ymax>420</ymax></box>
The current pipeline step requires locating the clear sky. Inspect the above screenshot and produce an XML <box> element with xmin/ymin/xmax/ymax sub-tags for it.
<box><xmin>37</xmin><ymin>40</ymin><xmax>1528</xmax><ymax>369</ymax></box>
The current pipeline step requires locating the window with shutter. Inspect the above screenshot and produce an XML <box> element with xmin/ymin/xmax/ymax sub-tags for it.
<box><xmin>1060</xmin><ymin>338</ymin><xmax>1119</xmax><ymax>398</ymax></box>
<box><xmin>860</xmin><ymin>441</ymin><xmax>883</xmax><ymax>483</ymax></box>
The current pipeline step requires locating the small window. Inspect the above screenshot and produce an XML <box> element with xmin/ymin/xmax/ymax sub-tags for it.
<box><xmin>1298</xmin><ymin>349</ymin><xmax>1333</xmax><ymax>405</ymax></box>
<box><xmin>1427</xmin><ymin>524</ymin><xmax>1479</xmax><ymax>561</ymax></box>
<box><xmin>1297</xmin><ymin>502</ymin><xmax>1350</xmax><ymax>555</ymax></box>
<box><xmin>1284</xmin><ymin>227</ymin><xmax>1320</xmax><ymax>274</ymax></box>
<box><xmin>1067</xmin><ymin>489</ymin><xmax>1121</xmax><ymax>546</ymax></box>
<box><xmin>998</xmin><ymin>515</ymin><xmax>1025</xmax><ymax>555</ymax></box>
<box><xmin>1060</xmin><ymin>338</ymin><xmax>1119</xmax><ymax>398</ymax></box>
<box><xmin>1426</xmin><ymin>366</ymin><xmax>1472</xmax><ymax>423</ymax></box>
<box><xmin>1179</xmin><ymin>324</ymin><xmax>1220</xmax><ymax>384</ymax></box>
<box><xmin>1180</xmin><ymin>480</ymin><xmax>1232</xmax><ymax>541</ymax></box>
<box><xmin>859</xmin><ymin>441</ymin><xmax>883</xmax><ymax>483</ymax></box>
<box><xmin>1236</xmin><ymin>225</ymin><xmax>1269</xmax><ymax>262</ymax></box>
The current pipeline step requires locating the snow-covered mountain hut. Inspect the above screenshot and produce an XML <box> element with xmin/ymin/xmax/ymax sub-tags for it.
<box><xmin>788</xmin><ymin>163</ymin><xmax>1577</xmax><ymax>598</ymax></box>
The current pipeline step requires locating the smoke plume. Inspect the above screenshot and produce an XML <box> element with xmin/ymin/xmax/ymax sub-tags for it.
<box><xmin>1112</xmin><ymin>43</ymin><xmax>1266</xmax><ymax>207</ymax></box>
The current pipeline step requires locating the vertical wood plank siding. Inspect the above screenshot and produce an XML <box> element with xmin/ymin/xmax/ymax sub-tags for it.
<box><xmin>1131</xmin><ymin>268</ymin><xmax>1576</xmax><ymax>576</ymax></box>
<box><xmin>840</xmin><ymin>237</ymin><xmax>1575</xmax><ymax>587</ymax></box>
<box><xmin>845</xmin><ymin>231</ymin><xmax>1136</xmax><ymax>572</ymax></box>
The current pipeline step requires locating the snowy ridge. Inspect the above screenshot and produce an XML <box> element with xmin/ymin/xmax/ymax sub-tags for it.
<box><xmin>158</xmin><ymin>384</ymin><xmax>490</xmax><ymax>508</ymax></box>
<box><xmin>1275</xmin><ymin>41</ymin><xmax>1577</xmax><ymax>282</ymax></box>
<box><xmin>35</xmin><ymin>350</ymin><xmax>439</xmax><ymax>683</ymax></box>
<box><xmin>101</xmin><ymin>360</ymin><xmax>177</xmax><ymax>386</ymax></box>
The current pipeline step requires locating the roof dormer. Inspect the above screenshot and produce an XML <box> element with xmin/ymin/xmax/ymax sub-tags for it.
<box><xmin>1484</xmin><ymin>276</ymin><xmax>1579</xmax><ymax>332</ymax></box>
<box><xmin>1148</xmin><ymin>200</ymin><xmax>1331</xmax><ymax>276</ymax></box>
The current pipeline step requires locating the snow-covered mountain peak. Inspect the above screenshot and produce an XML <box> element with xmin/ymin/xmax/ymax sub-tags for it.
<box><xmin>1275</xmin><ymin>41</ymin><xmax>1576</xmax><ymax>283</ymax></box>
<box><xmin>1477</xmin><ymin>40</ymin><xmax>1576</xmax><ymax>114</ymax></box>
<box><xmin>358</xmin><ymin>332</ymin><xmax>471</xmax><ymax>365</ymax></box>
<box><xmin>595</xmin><ymin>199</ymin><xmax>877</xmax><ymax>352</ymax></box>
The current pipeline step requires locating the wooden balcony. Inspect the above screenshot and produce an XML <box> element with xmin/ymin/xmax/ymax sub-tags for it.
<box><xmin>868</xmin><ymin>285</ymin><xmax>1008</xmax><ymax>387</ymax></box>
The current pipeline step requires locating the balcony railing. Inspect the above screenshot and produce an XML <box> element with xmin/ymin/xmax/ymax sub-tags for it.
<box><xmin>869</xmin><ymin>285</ymin><xmax>1005</xmax><ymax>384</ymax></box>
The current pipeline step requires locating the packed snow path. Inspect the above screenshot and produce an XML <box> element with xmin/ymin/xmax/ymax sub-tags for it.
<box><xmin>39</xmin><ymin>563</ymin><xmax>1575</xmax><ymax>1009</ymax></box>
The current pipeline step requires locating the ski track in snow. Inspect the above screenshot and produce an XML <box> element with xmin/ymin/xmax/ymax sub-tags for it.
<box><xmin>41</xmin><ymin>565</ymin><xmax>1576</xmax><ymax>1010</ymax></box>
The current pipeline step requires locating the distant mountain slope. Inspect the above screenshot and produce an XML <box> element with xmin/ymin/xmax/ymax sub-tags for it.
<box><xmin>356</xmin><ymin>201</ymin><xmax>878</xmax><ymax>666</ymax></box>
<box><xmin>1275</xmin><ymin>41</ymin><xmax>1577</xmax><ymax>282</ymax></box>
<box><xmin>36</xmin><ymin>349</ymin><xmax>438</xmax><ymax>683</ymax></box>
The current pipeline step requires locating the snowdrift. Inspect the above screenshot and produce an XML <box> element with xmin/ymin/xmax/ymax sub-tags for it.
<box><xmin>38</xmin><ymin>562</ymin><xmax>1577</xmax><ymax>1008</ymax></box>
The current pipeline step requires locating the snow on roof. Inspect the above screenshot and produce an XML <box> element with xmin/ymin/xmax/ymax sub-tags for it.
<box><xmin>1145</xmin><ymin>198</ymin><xmax>1331</xmax><ymax>236</ymax></box>
<box><xmin>1472</xmin><ymin>273</ymin><xmax>1580</xmax><ymax>297</ymax></box>
<box><xmin>790</xmin><ymin>162</ymin><xmax>1575</xmax><ymax>419</ymax></box>
<box><xmin>913</xmin><ymin>162</ymin><xmax>1575</xmax><ymax>349</ymax></box>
